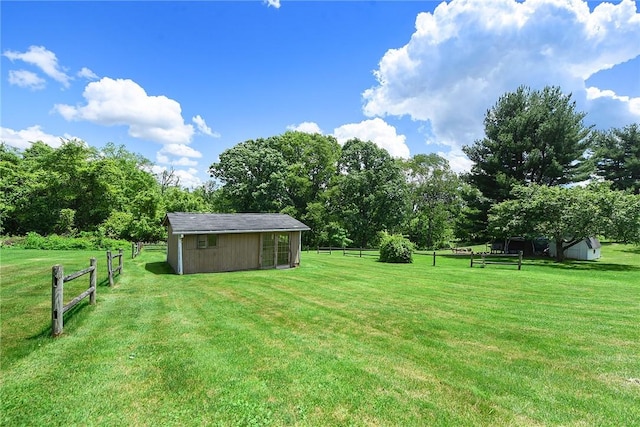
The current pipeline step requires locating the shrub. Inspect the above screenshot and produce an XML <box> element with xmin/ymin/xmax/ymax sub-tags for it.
<box><xmin>379</xmin><ymin>233</ymin><xmax>414</xmax><ymax>263</ymax></box>
<box><xmin>12</xmin><ymin>232</ymin><xmax>130</xmax><ymax>251</ymax></box>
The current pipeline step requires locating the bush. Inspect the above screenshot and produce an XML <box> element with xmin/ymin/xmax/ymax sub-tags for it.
<box><xmin>11</xmin><ymin>232</ymin><xmax>130</xmax><ymax>251</ymax></box>
<box><xmin>379</xmin><ymin>233</ymin><xmax>414</xmax><ymax>263</ymax></box>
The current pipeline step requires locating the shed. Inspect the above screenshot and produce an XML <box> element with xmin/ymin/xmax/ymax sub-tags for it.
<box><xmin>548</xmin><ymin>237</ymin><xmax>602</xmax><ymax>261</ymax></box>
<box><xmin>162</xmin><ymin>212</ymin><xmax>310</xmax><ymax>274</ymax></box>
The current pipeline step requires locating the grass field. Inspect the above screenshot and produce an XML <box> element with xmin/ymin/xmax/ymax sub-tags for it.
<box><xmin>1</xmin><ymin>245</ymin><xmax>639</xmax><ymax>426</ymax></box>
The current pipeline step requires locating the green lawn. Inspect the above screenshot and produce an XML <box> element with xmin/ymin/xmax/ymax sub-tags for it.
<box><xmin>1</xmin><ymin>245</ymin><xmax>639</xmax><ymax>426</ymax></box>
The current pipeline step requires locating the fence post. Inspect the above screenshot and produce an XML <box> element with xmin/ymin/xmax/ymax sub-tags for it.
<box><xmin>107</xmin><ymin>250</ymin><xmax>113</xmax><ymax>286</ymax></box>
<box><xmin>52</xmin><ymin>265</ymin><xmax>64</xmax><ymax>336</ymax></box>
<box><xmin>518</xmin><ymin>251</ymin><xmax>523</xmax><ymax>271</ymax></box>
<box><xmin>118</xmin><ymin>248</ymin><xmax>124</xmax><ymax>274</ymax></box>
<box><xmin>360</xmin><ymin>247</ymin><xmax>362</xmax><ymax>258</ymax></box>
<box><xmin>470</xmin><ymin>251</ymin><xmax>474</xmax><ymax>268</ymax></box>
<box><xmin>132</xmin><ymin>242</ymin><xmax>135</xmax><ymax>259</ymax></box>
<box><xmin>481</xmin><ymin>253</ymin><xmax>486</xmax><ymax>268</ymax></box>
<box><xmin>433</xmin><ymin>251</ymin><xmax>436</xmax><ymax>266</ymax></box>
<box><xmin>89</xmin><ymin>258</ymin><xmax>97</xmax><ymax>305</ymax></box>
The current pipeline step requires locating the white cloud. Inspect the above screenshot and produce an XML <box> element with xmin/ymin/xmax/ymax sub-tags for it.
<box><xmin>333</xmin><ymin>118</ymin><xmax>410</xmax><ymax>158</ymax></box>
<box><xmin>156</xmin><ymin>152</ymin><xmax>198</xmax><ymax>167</ymax></box>
<box><xmin>264</xmin><ymin>0</ymin><xmax>280</xmax><ymax>9</ymax></box>
<box><xmin>0</xmin><ymin>125</ymin><xmax>79</xmax><ymax>149</ymax></box>
<box><xmin>192</xmin><ymin>115</ymin><xmax>220</xmax><ymax>137</ymax></box>
<box><xmin>363</xmin><ymin>0</ymin><xmax>640</xmax><ymax>152</ymax></box>
<box><xmin>77</xmin><ymin>67</ymin><xmax>98</xmax><ymax>80</ymax></box>
<box><xmin>3</xmin><ymin>45</ymin><xmax>72</xmax><ymax>87</ymax></box>
<box><xmin>159</xmin><ymin>143</ymin><xmax>202</xmax><ymax>158</ymax></box>
<box><xmin>286</xmin><ymin>121</ymin><xmax>323</xmax><ymax>134</ymax></box>
<box><xmin>585</xmin><ymin>86</ymin><xmax>640</xmax><ymax>127</ymax></box>
<box><xmin>54</xmin><ymin>77</ymin><xmax>195</xmax><ymax>145</ymax></box>
<box><xmin>8</xmin><ymin>70</ymin><xmax>46</xmax><ymax>90</ymax></box>
<box><xmin>437</xmin><ymin>148</ymin><xmax>474</xmax><ymax>174</ymax></box>
<box><xmin>150</xmin><ymin>165</ymin><xmax>202</xmax><ymax>188</ymax></box>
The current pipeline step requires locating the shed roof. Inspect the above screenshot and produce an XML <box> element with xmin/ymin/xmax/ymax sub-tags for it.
<box><xmin>585</xmin><ymin>237</ymin><xmax>601</xmax><ymax>249</ymax></box>
<box><xmin>163</xmin><ymin>212</ymin><xmax>310</xmax><ymax>235</ymax></box>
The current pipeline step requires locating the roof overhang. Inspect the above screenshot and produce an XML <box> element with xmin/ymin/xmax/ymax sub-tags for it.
<box><xmin>169</xmin><ymin>228</ymin><xmax>309</xmax><ymax>235</ymax></box>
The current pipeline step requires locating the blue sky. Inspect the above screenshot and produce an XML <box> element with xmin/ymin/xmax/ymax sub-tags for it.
<box><xmin>2</xmin><ymin>0</ymin><xmax>639</xmax><ymax>187</ymax></box>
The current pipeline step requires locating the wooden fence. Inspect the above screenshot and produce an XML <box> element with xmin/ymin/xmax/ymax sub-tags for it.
<box><xmin>107</xmin><ymin>249</ymin><xmax>123</xmax><ymax>286</ymax></box>
<box><xmin>470</xmin><ymin>251</ymin><xmax>523</xmax><ymax>270</ymax></box>
<box><xmin>132</xmin><ymin>242</ymin><xmax>166</xmax><ymax>259</ymax></box>
<box><xmin>342</xmin><ymin>247</ymin><xmax>379</xmax><ymax>257</ymax></box>
<box><xmin>51</xmin><ymin>258</ymin><xmax>97</xmax><ymax>336</ymax></box>
<box><xmin>131</xmin><ymin>241</ymin><xmax>142</xmax><ymax>259</ymax></box>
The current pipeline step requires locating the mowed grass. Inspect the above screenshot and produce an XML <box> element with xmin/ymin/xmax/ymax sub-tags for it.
<box><xmin>1</xmin><ymin>245</ymin><xmax>639</xmax><ymax>426</ymax></box>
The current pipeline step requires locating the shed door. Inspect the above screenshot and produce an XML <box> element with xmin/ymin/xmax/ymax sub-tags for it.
<box><xmin>277</xmin><ymin>234</ymin><xmax>290</xmax><ymax>267</ymax></box>
<box><xmin>262</xmin><ymin>233</ymin><xmax>275</xmax><ymax>268</ymax></box>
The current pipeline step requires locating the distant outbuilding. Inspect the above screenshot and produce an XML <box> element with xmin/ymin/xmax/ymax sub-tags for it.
<box><xmin>162</xmin><ymin>212</ymin><xmax>310</xmax><ymax>274</ymax></box>
<box><xmin>548</xmin><ymin>237</ymin><xmax>602</xmax><ymax>261</ymax></box>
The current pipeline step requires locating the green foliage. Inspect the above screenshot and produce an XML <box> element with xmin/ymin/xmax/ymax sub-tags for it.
<box><xmin>402</xmin><ymin>154</ymin><xmax>461</xmax><ymax>249</ymax></box>
<box><xmin>330</xmin><ymin>139</ymin><xmax>408</xmax><ymax>248</ymax></box>
<box><xmin>10</xmin><ymin>231</ymin><xmax>129</xmax><ymax>250</ymax></box>
<box><xmin>488</xmin><ymin>183</ymin><xmax>639</xmax><ymax>261</ymax></box>
<box><xmin>209</xmin><ymin>131</ymin><xmax>341</xmax><ymax>247</ymax></box>
<box><xmin>591</xmin><ymin>123</ymin><xmax>640</xmax><ymax>194</ymax></box>
<box><xmin>463</xmin><ymin>85</ymin><xmax>592</xmax><ymax>203</ymax></box>
<box><xmin>378</xmin><ymin>232</ymin><xmax>414</xmax><ymax>263</ymax></box>
<box><xmin>319</xmin><ymin>221</ymin><xmax>353</xmax><ymax>248</ymax></box>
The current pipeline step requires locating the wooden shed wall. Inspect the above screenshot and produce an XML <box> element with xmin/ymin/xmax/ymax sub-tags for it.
<box><xmin>182</xmin><ymin>233</ymin><xmax>260</xmax><ymax>274</ymax></box>
<box><xmin>166</xmin><ymin>229</ymin><xmax>304</xmax><ymax>274</ymax></box>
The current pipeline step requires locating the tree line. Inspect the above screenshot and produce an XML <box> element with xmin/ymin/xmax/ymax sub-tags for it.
<box><xmin>1</xmin><ymin>85</ymin><xmax>639</xmax><ymax>255</ymax></box>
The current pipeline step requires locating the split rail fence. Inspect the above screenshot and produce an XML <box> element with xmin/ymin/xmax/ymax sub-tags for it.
<box><xmin>312</xmin><ymin>245</ymin><xmax>524</xmax><ymax>269</ymax></box>
<box><xmin>470</xmin><ymin>251</ymin><xmax>523</xmax><ymax>270</ymax></box>
<box><xmin>51</xmin><ymin>258</ymin><xmax>97</xmax><ymax>336</ymax></box>
<box><xmin>107</xmin><ymin>249</ymin><xmax>123</xmax><ymax>286</ymax></box>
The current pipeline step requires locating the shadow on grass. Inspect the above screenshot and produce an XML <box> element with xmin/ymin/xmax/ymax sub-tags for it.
<box><xmin>621</xmin><ymin>246</ymin><xmax>640</xmax><ymax>255</ymax></box>
<box><xmin>527</xmin><ymin>259</ymin><xmax>640</xmax><ymax>272</ymax></box>
<box><xmin>27</xmin><ymin>300</ymin><xmax>92</xmax><ymax>341</ymax></box>
<box><xmin>435</xmin><ymin>253</ymin><xmax>640</xmax><ymax>272</ymax></box>
<box><xmin>145</xmin><ymin>261</ymin><xmax>174</xmax><ymax>275</ymax></box>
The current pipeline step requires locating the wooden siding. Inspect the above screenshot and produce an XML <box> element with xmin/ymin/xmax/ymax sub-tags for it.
<box><xmin>182</xmin><ymin>233</ymin><xmax>260</xmax><ymax>274</ymax></box>
<box><xmin>166</xmin><ymin>229</ymin><xmax>304</xmax><ymax>274</ymax></box>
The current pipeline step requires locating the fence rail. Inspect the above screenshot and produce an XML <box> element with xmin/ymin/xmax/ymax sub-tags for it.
<box><xmin>342</xmin><ymin>247</ymin><xmax>379</xmax><ymax>257</ymax></box>
<box><xmin>132</xmin><ymin>242</ymin><xmax>166</xmax><ymax>259</ymax></box>
<box><xmin>471</xmin><ymin>251</ymin><xmax>523</xmax><ymax>270</ymax></box>
<box><xmin>52</xmin><ymin>258</ymin><xmax>96</xmax><ymax>336</ymax></box>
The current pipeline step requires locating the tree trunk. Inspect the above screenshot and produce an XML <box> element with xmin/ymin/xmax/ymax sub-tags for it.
<box><xmin>555</xmin><ymin>240</ymin><xmax>565</xmax><ymax>262</ymax></box>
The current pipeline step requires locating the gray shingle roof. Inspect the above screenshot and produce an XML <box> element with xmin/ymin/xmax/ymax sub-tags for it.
<box><xmin>585</xmin><ymin>237</ymin><xmax>601</xmax><ymax>249</ymax></box>
<box><xmin>164</xmin><ymin>212</ymin><xmax>310</xmax><ymax>235</ymax></box>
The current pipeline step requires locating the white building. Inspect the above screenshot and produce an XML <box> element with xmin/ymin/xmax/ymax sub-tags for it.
<box><xmin>548</xmin><ymin>237</ymin><xmax>601</xmax><ymax>261</ymax></box>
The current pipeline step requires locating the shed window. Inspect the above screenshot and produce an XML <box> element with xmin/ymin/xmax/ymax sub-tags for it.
<box><xmin>197</xmin><ymin>234</ymin><xmax>217</xmax><ymax>249</ymax></box>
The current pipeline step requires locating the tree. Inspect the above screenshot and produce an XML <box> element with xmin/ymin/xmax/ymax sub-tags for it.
<box><xmin>209</xmin><ymin>132</ymin><xmax>341</xmax><ymax>247</ymax></box>
<box><xmin>0</xmin><ymin>144</ymin><xmax>22</xmax><ymax>234</ymax></box>
<box><xmin>209</xmin><ymin>139</ymin><xmax>288</xmax><ymax>212</ymax></box>
<box><xmin>488</xmin><ymin>184</ymin><xmax>638</xmax><ymax>261</ymax></box>
<box><xmin>329</xmin><ymin>139</ymin><xmax>408</xmax><ymax>248</ymax></box>
<box><xmin>267</xmin><ymin>132</ymin><xmax>341</xmax><ymax>247</ymax></box>
<box><xmin>0</xmin><ymin>139</ymin><xmax>168</xmax><ymax>240</ymax></box>
<box><xmin>402</xmin><ymin>154</ymin><xmax>461</xmax><ymax>249</ymax></box>
<box><xmin>591</xmin><ymin>124</ymin><xmax>640</xmax><ymax>194</ymax></box>
<box><xmin>463</xmin><ymin>85</ymin><xmax>592</xmax><ymax>203</ymax></box>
